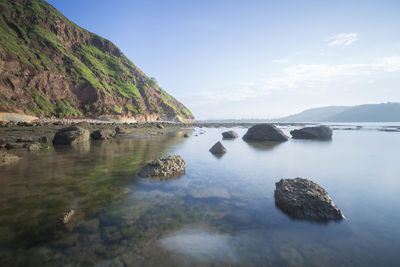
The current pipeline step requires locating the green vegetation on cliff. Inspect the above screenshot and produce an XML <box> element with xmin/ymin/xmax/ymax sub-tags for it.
<box><xmin>0</xmin><ymin>0</ymin><xmax>193</xmax><ymax>121</ymax></box>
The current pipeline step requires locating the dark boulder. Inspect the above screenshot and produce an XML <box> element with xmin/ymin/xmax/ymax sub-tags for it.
<box><xmin>91</xmin><ymin>129</ymin><xmax>116</xmax><ymax>140</ymax></box>
<box><xmin>242</xmin><ymin>124</ymin><xmax>288</xmax><ymax>142</ymax></box>
<box><xmin>274</xmin><ymin>178</ymin><xmax>345</xmax><ymax>222</ymax></box>
<box><xmin>222</xmin><ymin>131</ymin><xmax>238</xmax><ymax>139</ymax></box>
<box><xmin>290</xmin><ymin>126</ymin><xmax>333</xmax><ymax>140</ymax></box>
<box><xmin>209</xmin><ymin>141</ymin><xmax>227</xmax><ymax>155</ymax></box>
<box><xmin>139</xmin><ymin>155</ymin><xmax>185</xmax><ymax>179</ymax></box>
<box><xmin>52</xmin><ymin>126</ymin><xmax>90</xmax><ymax>145</ymax></box>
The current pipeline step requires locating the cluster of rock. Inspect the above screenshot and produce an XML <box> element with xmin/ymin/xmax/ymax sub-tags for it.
<box><xmin>274</xmin><ymin>178</ymin><xmax>345</xmax><ymax>221</ymax></box>
<box><xmin>139</xmin><ymin>155</ymin><xmax>185</xmax><ymax>179</ymax></box>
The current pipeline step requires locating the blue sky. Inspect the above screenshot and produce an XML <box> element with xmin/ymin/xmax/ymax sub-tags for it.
<box><xmin>47</xmin><ymin>0</ymin><xmax>400</xmax><ymax>119</ymax></box>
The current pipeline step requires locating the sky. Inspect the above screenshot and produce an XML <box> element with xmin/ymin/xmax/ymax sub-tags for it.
<box><xmin>46</xmin><ymin>0</ymin><xmax>400</xmax><ymax>119</ymax></box>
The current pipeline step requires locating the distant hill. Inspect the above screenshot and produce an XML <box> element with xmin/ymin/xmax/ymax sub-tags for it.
<box><xmin>277</xmin><ymin>106</ymin><xmax>350</xmax><ymax>122</ymax></box>
<box><xmin>0</xmin><ymin>0</ymin><xmax>193</xmax><ymax>122</ymax></box>
<box><xmin>277</xmin><ymin>103</ymin><xmax>400</xmax><ymax>122</ymax></box>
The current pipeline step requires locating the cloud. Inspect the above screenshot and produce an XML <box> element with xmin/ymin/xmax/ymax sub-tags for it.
<box><xmin>183</xmin><ymin>56</ymin><xmax>400</xmax><ymax>106</ymax></box>
<box><xmin>325</xmin><ymin>33</ymin><xmax>359</xmax><ymax>46</ymax></box>
<box><xmin>272</xmin><ymin>59</ymin><xmax>289</xmax><ymax>63</ymax></box>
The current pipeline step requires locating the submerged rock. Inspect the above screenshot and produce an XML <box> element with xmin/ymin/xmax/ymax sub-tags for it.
<box><xmin>209</xmin><ymin>141</ymin><xmax>226</xmax><ymax>155</ymax></box>
<box><xmin>157</xmin><ymin>123</ymin><xmax>164</xmax><ymax>129</ymax></box>
<box><xmin>222</xmin><ymin>131</ymin><xmax>238</xmax><ymax>139</ymax></box>
<box><xmin>52</xmin><ymin>126</ymin><xmax>90</xmax><ymax>145</ymax></box>
<box><xmin>59</xmin><ymin>209</ymin><xmax>75</xmax><ymax>224</ymax></box>
<box><xmin>139</xmin><ymin>155</ymin><xmax>185</xmax><ymax>179</ymax></box>
<box><xmin>290</xmin><ymin>126</ymin><xmax>333</xmax><ymax>140</ymax></box>
<box><xmin>183</xmin><ymin>133</ymin><xmax>190</xmax><ymax>138</ymax></box>
<box><xmin>90</xmin><ymin>129</ymin><xmax>116</xmax><ymax>140</ymax></box>
<box><xmin>0</xmin><ymin>151</ymin><xmax>20</xmax><ymax>166</ymax></box>
<box><xmin>274</xmin><ymin>178</ymin><xmax>344</xmax><ymax>222</ymax></box>
<box><xmin>243</xmin><ymin>124</ymin><xmax>288</xmax><ymax>142</ymax></box>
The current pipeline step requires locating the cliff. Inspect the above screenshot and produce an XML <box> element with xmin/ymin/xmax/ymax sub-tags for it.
<box><xmin>0</xmin><ymin>0</ymin><xmax>194</xmax><ymax>122</ymax></box>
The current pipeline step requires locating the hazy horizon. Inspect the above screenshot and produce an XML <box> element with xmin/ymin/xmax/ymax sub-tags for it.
<box><xmin>47</xmin><ymin>0</ymin><xmax>400</xmax><ymax>119</ymax></box>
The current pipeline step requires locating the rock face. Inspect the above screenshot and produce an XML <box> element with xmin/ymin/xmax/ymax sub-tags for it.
<box><xmin>139</xmin><ymin>155</ymin><xmax>185</xmax><ymax>179</ymax></box>
<box><xmin>209</xmin><ymin>141</ymin><xmax>227</xmax><ymax>155</ymax></box>
<box><xmin>0</xmin><ymin>151</ymin><xmax>20</xmax><ymax>166</ymax></box>
<box><xmin>90</xmin><ymin>129</ymin><xmax>116</xmax><ymax>140</ymax></box>
<box><xmin>242</xmin><ymin>124</ymin><xmax>288</xmax><ymax>142</ymax></box>
<box><xmin>0</xmin><ymin>0</ymin><xmax>193</xmax><ymax>122</ymax></box>
<box><xmin>222</xmin><ymin>131</ymin><xmax>238</xmax><ymax>139</ymax></box>
<box><xmin>52</xmin><ymin>126</ymin><xmax>90</xmax><ymax>145</ymax></box>
<box><xmin>274</xmin><ymin>178</ymin><xmax>344</xmax><ymax>222</ymax></box>
<box><xmin>290</xmin><ymin>126</ymin><xmax>333</xmax><ymax>140</ymax></box>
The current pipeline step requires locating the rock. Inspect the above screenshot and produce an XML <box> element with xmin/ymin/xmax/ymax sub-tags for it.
<box><xmin>209</xmin><ymin>141</ymin><xmax>226</xmax><ymax>155</ymax></box>
<box><xmin>0</xmin><ymin>151</ymin><xmax>20</xmax><ymax>166</ymax></box>
<box><xmin>274</xmin><ymin>178</ymin><xmax>345</xmax><ymax>221</ymax></box>
<box><xmin>26</xmin><ymin>143</ymin><xmax>40</xmax><ymax>152</ymax></box>
<box><xmin>242</xmin><ymin>124</ymin><xmax>288</xmax><ymax>142</ymax></box>
<box><xmin>16</xmin><ymin>138</ymin><xmax>34</xmax><ymax>143</ymax></box>
<box><xmin>115</xmin><ymin>127</ymin><xmax>127</xmax><ymax>134</ymax></box>
<box><xmin>183</xmin><ymin>133</ymin><xmax>190</xmax><ymax>138</ymax></box>
<box><xmin>139</xmin><ymin>155</ymin><xmax>185</xmax><ymax>179</ymax></box>
<box><xmin>59</xmin><ymin>209</ymin><xmax>75</xmax><ymax>224</ymax></box>
<box><xmin>290</xmin><ymin>126</ymin><xmax>333</xmax><ymax>140</ymax></box>
<box><xmin>90</xmin><ymin>129</ymin><xmax>116</xmax><ymax>140</ymax></box>
<box><xmin>52</xmin><ymin>126</ymin><xmax>90</xmax><ymax>145</ymax></box>
<box><xmin>73</xmin><ymin>121</ymin><xmax>91</xmax><ymax>129</ymax></box>
<box><xmin>39</xmin><ymin>136</ymin><xmax>49</xmax><ymax>143</ymax></box>
<box><xmin>5</xmin><ymin>142</ymin><xmax>26</xmax><ymax>149</ymax></box>
<box><xmin>222</xmin><ymin>131</ymin><xmax>238</xmax><ymax>139</ymax></box>
<box><xmin>157</xmin><ymin>124</ymin><xmax>164</xmax><ymax>129</ymax></box>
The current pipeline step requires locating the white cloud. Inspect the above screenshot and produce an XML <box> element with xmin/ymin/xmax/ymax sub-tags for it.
<box><xmin>325</xmin><ymin>33</ymin><xmax>359</xmax><ymax>46</ymax></box>
<box><xmin>183</xmin><ymin>56</ymin><xmax>400</xmax><ymax>106</ymax></box>
<box><xmin>272</xmin><ymin>59</ymin><xmax>289</xmax><ymax>63</ymax></box>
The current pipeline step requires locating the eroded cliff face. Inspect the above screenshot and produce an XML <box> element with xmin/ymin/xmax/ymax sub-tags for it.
<box><xmin>0</xmin><ymin>0</ymin><xmax>194</xmax><ymax>122</ymax></box>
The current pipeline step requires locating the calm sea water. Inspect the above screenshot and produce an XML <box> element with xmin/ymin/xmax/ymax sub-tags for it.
<box><xmin>1</xmin><ymin>124</ymin><xmax>400</xmax><ymax>266</ymax></box>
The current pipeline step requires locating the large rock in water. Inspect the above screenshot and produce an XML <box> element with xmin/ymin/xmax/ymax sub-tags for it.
<box><xmin>290</xmin><ymin>126</ymin><xmax>333</xmax><ymax>140</ymax></box>
<box><xmin>209</xmin><ymin>141</ymin><xmax>227</xmax><ymax>155</ymax></box>
<box><xmin>222</xmin><ymin>131</ymin><xmax>238</xmax><ymax>139</ymax></box>
<box><xmin>0</xmin><ymin>151</ymin><xmax>20</xmax><ymax>166</ymax></box>
<box><xmin>274</xmin><ymin>178</ymin><xmax>345</xmax><ymax>222</ymax></box>
<box><xmin>242</xmin><ymin>124</ymin><xmax>288</xmax><ymax>142</ymax></box>
<box><xmin>139</xmin><ymin>155</ymin><xmax>185</xmax><ymax>179</ymax></box>
<box><xmin>91</xmin><ymin>129</ymin><xmax>116</xmax><ymax>140</ymax></box>
<box><xmin>52</xmin><ymin>126</ymin><xmax>90</xmax><ymax>145</ymax></box>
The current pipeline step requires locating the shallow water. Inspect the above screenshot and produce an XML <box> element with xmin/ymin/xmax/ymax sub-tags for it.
<box><xmin>1</xmin><ymin>125</ymin><xmax>400</xmax><ymax>266</ymax></box>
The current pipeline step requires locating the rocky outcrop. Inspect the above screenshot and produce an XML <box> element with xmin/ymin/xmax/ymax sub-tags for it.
<box><xmin>209</xmin><ymin>141</ymin><xmax>227</xmax><ymax>155</ymax></box>
<box><xmin>0</xmin><ymin>0</ymin><xmax>193</xmax><ymax>122</ymax></box>
<box><xmin>0</xmin><ymin>151</ymin><xmax>20</xmax><ymax>166</ymax></box>
<box><xmin>274</xmin><ymin>178</ymin><xmax>344</xmax><ymax>222</ymax></box>
<box><xmin>52</xmin><ymin>126</ymin><xmax>90</xmax><ymax>145</ymax></box>
<box><xmin>90</xmin><ymin>129</ymin><xmax>116</xmax><ymax>140</ymax></box>
<box><xmin>290</xmin><ymin>126</ymin><xmax>333</xmax><ymax>140</ymax></box>
<box><xmin>139</xmin><ymin>155</ymin><xmax>185</xmax><ymax>179</ymax></box>
<box><xmin>222</xmin><ymin>131</ymin><xmax>238</xmax><ymax>139</ymax></box>
<box><xmin>242</xmin><ymin>124</ymin><xmax>288</xmax><ymax>142</ymax></box>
